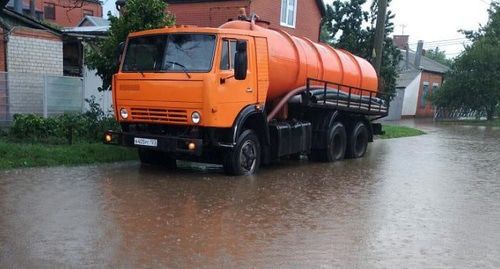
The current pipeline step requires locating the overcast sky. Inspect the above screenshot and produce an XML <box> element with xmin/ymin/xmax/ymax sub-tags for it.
<box><xmin>102</xmin><ymin>0</ymin><xmax>492</xmax><ymax>58</ymax></box>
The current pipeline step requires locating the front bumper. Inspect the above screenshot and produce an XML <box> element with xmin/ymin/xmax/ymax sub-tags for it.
<box><xmin>104</xmin><ymin>131</ymin><xmax>203</xmax><ymax>156</ymax></box>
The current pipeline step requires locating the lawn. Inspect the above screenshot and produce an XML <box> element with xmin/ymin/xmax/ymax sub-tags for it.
<box><xmin>0</xmin><ymin>140</ymin><xmax>138</xmax><ymax>170</ymax></box>
<box><xmin>379</xmin><ymin>125</ymin><xmax>426</xmax><ymax>139</ymax></box>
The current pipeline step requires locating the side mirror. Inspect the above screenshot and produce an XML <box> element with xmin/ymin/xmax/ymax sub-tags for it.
<box><xmin>116</xmin><ymin>42</ymin><xmax>125</xmax><ymax>65</ymax></box>
<box><xmin>234</xmin><ymin>40</ymin><xmax>247</xmax><ymax>80</ymax></box>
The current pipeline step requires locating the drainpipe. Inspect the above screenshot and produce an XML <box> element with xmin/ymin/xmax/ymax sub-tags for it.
<box><xmin>405</xmin><ymin>44</ymin><xmax>409</xmax><ymax>70</ymax></box>
<box><xmin>29</xmin><ymin>0</ymin><xmax>36</xmax><ymax>17</ymax></box>
<box><xmin>14</xmin><ymin>0</ymin><xmax>22</xmax><ymax>13</ymax></box>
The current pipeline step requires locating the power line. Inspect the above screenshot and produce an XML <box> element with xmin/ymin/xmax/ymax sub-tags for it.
<box><xmin>407</xmin><ymin>38</ymin><xmax>469</xmax><ymax>46</ymax></box>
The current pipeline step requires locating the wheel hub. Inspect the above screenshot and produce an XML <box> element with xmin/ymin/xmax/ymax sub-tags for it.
<box><xmin>240</xmin><ymin>140</ymin><xmax>257</xmax><ymax>173</ymax></box>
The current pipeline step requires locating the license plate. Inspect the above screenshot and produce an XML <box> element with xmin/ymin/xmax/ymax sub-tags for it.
<box><xmin>134</xmin><ymin>137</ymin><xmax>158</xmax><ymax>147</ymax></box>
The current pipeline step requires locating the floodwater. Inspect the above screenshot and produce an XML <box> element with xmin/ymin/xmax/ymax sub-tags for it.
<box><xmin>1</xmin><ymin>121</ymin><xmax>499</xmax><ymax>268</ymax></box>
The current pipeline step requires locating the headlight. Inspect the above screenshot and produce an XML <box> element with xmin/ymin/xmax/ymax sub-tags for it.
<box><xmin>120</xmin><ymin>108</ymin><xmax>129</xmax><ymax>119</ymax></box>
<box><xmin>191</xmin><ymin>111</ymin><xmax>201</xmax><ymax>124</ymax></box>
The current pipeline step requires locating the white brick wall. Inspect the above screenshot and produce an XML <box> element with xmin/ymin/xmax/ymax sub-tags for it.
<box><xmin>6</xmin><ymin>35</ymin><xmax>63</xmax><ymax>115</ymax></box>
<box><xmin>7</xmin><ymin>35</ymin><xmax>63</xmax><ymax>75</ymax></box>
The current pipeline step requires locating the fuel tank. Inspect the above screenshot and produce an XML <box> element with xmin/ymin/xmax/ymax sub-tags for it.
<box><xmin>220</xmin><ymin>20</ymin><xmax>379</xmax><ymax>101</ymax></box>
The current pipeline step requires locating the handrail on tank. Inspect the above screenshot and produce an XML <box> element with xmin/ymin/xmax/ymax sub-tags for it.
<box><xmin>267</xmin><ymin>78</ymin><xmax>389</xmax><ymax>122</ymax></box>
<box><xmin>305</xmin><ymin>78</ymin><xmax>390</xmax><ymax>115</ymax></box>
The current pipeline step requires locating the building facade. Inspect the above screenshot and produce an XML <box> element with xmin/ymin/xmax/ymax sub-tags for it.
<box><xmin>389</xmin><ymin>36</ymin><xmax>450</xmax><ymax>119</ymax></box>
<box><xmin>6</xmin><ymin>0</ymin><xmax>103</xmax><ymax>27</ymax></box>
<box><xmin>117</xmin><ymin>0</ymin><xmax>325</xmax><ymax>42</ymax></box>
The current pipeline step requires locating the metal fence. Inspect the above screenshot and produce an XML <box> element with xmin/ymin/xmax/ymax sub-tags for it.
<box><xmin>0</xmin><ymin>72</ymin><xmax>84</xmax><ymax>126</ymax></box>
<box><xmin>434</xmin><ymin>107</ymin><xmax>486</xmax><ymax>121</ymax></box>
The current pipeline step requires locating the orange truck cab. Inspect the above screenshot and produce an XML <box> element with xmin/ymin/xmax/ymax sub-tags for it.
<box><xmin>104</xmin><ymin>18</ymin><xmax>388</xmax><ymax>175</ymax></box>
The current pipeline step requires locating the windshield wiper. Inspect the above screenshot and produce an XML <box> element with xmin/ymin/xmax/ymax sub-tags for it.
<box><xmin>165</xmin><ymin>61</ymin><xmax>192</xmax><ymax>79</ymax></box>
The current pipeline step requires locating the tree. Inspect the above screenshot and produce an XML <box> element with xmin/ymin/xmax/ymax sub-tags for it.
<box><xmin>85</xmin><ymin>0</ymin><xmax>175</xmax><ymax>91</ymax></box>
<box><xmin>321</xmin><ymin>0</ymin><xmax>401</xmax><ymax>100</ymax></box>
<box><xmin>425</xmin><ymin>47</ymin><xmax>453</xmax><ymax>67</ymax></box>
<box><xmin>433</xmin><ymin>2</ymin><xmax>500</xmax><ymax>120</ymax></box>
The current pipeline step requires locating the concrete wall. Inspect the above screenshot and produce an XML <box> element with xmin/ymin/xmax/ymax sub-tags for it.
<box><xmin>401</xmin><ymin>73</ymin><xmax>421</xmax><ymax>116</ymax></box>
<box><xmin>83</xmin><ymin>66</ymin><xmax>113</xmax><ymax>115</ymax></box>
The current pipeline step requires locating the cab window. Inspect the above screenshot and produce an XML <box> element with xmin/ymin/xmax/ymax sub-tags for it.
<box><xmin>220</xmin><ymin>39</ymin><xmax>237</xmax><ymax>70</ymax></box>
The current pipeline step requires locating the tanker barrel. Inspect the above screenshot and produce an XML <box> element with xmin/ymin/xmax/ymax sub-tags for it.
<box><xmin>220</xmin><ymin>20</ymin><xmax>379</xmax><ymax>103</ymax></box>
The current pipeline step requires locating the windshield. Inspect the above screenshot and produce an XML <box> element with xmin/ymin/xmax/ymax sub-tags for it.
<box><xmin>122</xmin><ymin>34</ymin><xmax>216</xmax><ymax>73</ymax></box>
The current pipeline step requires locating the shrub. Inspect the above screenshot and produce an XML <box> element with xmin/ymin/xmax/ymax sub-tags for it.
<box><xmin>9</xmin><ymin>97</ymin><xmax>120</xmax><ymax>144</ymax></box>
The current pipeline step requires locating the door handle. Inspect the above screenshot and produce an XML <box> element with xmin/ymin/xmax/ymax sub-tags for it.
<box><xmin>246</xmin><ymin>88</ymin><xmax>253</xmax><ymax>93</ymax></box>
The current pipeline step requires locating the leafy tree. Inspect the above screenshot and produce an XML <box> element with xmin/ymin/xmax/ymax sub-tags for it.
<box><xmin>425</xmin><ymin>47</ymin><xmax>453</xmax><ymax>67</ymax></box>
<box><xmin>321</xmin><ymin>0</ymin><xmax>401</xmax><ymax>100</ymax></box>
<box><xmin>86</xmin><ymin>0</ymin><xmax>175</xmax><ymax>91</ymax></box>
<box><xmin>433</xmin><ymin>2</ymin><xmax>500</xmax><ymax>120</ymax></box>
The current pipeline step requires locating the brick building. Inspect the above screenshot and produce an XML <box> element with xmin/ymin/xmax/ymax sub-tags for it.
<box><xmin>6</xmin><ymin>0</ymin><xmax>103</xmax><ymax>27</ymax></box>
<box><xmin>390</xmin><ymin>36</ymin><xmax>450</xmax><ymax>119</ymax></box>
<box><xmin>117</xmin><ymin>0</ymin><xmax>326</xmax><ymax>42</ymax></box>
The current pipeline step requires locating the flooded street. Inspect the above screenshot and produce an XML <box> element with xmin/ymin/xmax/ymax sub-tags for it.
<box><xmin>1</xmin><ymin>122</ymin><xmax>499</xmax><ymax>268</ymax></box>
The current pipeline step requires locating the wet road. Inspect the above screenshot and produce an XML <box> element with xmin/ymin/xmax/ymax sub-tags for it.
<box><xmin>1</xmin><ymin>122</ymin><xmax>499</xmax><ymax>268</ymax></box>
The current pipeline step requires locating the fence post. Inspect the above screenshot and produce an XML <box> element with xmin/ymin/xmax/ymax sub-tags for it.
<box><xmin>43</xmin><ymin>75</ymin><xmax>48</xmax><ymax>118</ymax></box>
<box><xmin>81</xmin><ymin>76</ymin><xmax>85</xmax><ymax>113</ymax></box>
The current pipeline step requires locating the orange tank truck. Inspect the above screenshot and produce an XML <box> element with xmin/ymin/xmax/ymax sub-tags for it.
<box><xmin>104</xmin><ymin>17</ymin><xmax>388</xmax><ymax>175</ymax></box>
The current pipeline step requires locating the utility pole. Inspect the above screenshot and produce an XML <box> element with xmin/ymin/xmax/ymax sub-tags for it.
<box><xmin>373</xmin><ymin>0</ymin><xmax>388</xmax><ymax>75</ymax></box>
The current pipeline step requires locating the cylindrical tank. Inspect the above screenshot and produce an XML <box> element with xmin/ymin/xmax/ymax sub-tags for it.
<box><xmin>220</xmin><ymin>20</ymin><xmax>378</xmax><ymax>101</ymax></box>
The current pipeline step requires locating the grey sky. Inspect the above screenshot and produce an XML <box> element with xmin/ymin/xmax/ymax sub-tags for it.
<box><xmin>103</xmin><ymin>0</ymin><xmax>491</xmax><ymax>58</ymax></box>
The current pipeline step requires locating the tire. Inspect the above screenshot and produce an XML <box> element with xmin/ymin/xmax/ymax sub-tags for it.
<box><xmin>345</xmin><ymin>121</ymin><xmax>369</xmax><ymax>159</ymax></box>
<box><xmin>309</xmin><ymin>122</ymin><xmax>347</xmax><ymax>162</ymax></box>
<box><xmin>223</xmin><ymin>130</ymin><xmax>261</xmax><ymax>176</ymax></box>
<box><xmin>138</xmin><ymin>148</ymin><xmax>177</xmax><ymax>168</ymax></box>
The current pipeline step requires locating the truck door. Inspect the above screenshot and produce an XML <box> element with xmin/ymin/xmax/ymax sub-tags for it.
<box><xmin>216</xmin><ymin>37</ymin><xmax>257</xmax><ymax>107</ymax></box>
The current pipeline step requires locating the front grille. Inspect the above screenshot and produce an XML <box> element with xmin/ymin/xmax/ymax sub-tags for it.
<box><xmin>130</xmin><ymin>107</ymin><xmax>188</xmax><ymax>124</ymax></box>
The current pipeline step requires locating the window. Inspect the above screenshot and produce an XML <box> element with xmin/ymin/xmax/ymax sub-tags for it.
<box><xmin>122</xmin><ymin>34</ymin><xmax>216</xmax><ymax>73</ymax></box>
<box><xmin>220</xmin><ymin>40</ymin><xmax>237</xmax><ymax>70</ymax></box>
<box><xmin>280</xmin><ymin>0</ymin><xmax>297</xmax><ymax>28</ymax></box>
<box><xmin>421</xmin><ymin>82</ymin><xmax>430</xmax><ymax>108</ymax></box>
<box><xmin>44</xmin><ymin>3</ymin><xmax>56</xmax><ymax>20</ymax></box>
<box><xmin>432</xmin><ymin>83</ymin><xmax>440</xmax><ymax>93</ymax></box>
<box><xmin>83</xmin><ymin>9</ymin><xmax>94</xmax><ymax>16</ymax></box>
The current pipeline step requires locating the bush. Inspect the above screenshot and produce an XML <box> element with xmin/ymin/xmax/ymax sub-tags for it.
<box><xmin>9</xmin><ymin>97</ymin><xmax>120</xmax><ymax>144</ymax></box>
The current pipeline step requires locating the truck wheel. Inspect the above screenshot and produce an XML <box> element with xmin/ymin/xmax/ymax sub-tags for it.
<box><xmin>346</xmin><ymin>121</ymin><xmax>369</xmax><ymax>159</ymax></box>
<box><xmin>223</xmin><ymin>130</ymin><xmax>261</xmax><ymax>176</ymax></box>
<box><xmin>138</xmin><ymin>148</ymin><xmax>177</xmax><ymax>168</ymax></box>
<box><xmin>309</xmin><ymin>122</ymin><xmax>346</xmax><ymax>162</ymax></box>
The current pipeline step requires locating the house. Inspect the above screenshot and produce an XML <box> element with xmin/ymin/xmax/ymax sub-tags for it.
<box><xmin>0</xmin><ymin>3</ymin><xmax>110</xmax><ymax>124</ymax></box>
<box><xmin>116</xmin><ymin>0</ymin><xmax>326</xmax><ymax>42</ymax></box>
<box><xmin>5</xmin><ymin>0</ymin><xmax>103</xmax><ymax>27</ymax></box>
<box><xmin>387</xmin><ymin>35</ymin><xmax>450</xmax><ymax>120</ymax></box>
<box><xmin>0</xmin><ymin>5</ymin><xmax>64</xmax><ymax>122</ymax></box>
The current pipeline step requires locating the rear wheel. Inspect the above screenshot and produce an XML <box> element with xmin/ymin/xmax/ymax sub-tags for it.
<box><xmin>346</xmin><ymin>121</ymin><xmax>369</xmax><ymax>159</ymax></box>
<box><xmin>310</xmin><ymin>121</ymin><xmax>347</xmax><ymax>162</ymax></box>
<box><xmin>223</xmin><ymin>130</ymin><xmax>261</xmax><ymax>176</ymax></box>
<box><xmin>138</xmin><ymin>148</ymin><xmax>177</xmax><ymax>168</ymax></box>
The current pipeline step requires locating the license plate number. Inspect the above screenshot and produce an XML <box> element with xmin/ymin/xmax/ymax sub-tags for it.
<box><xmin>134</xmin><ymin>137</ymin><xmax>158</xmax><ymax>147</ymax></box>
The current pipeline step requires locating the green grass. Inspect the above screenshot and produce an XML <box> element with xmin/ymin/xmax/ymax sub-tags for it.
<box><xmin>379</xmin><ymin>125</ymin><xmax>426</xmax><ymax>139</ymax></box>
<box><xmin>0</xmin><ymin>140</ymin><xmax>138</xmax><ymax>170</ymax></box>
<box><xmin>437</xmin><ymin>118</ymin><xmax>500</xmax><ymax>127</ymax></box>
